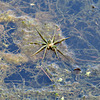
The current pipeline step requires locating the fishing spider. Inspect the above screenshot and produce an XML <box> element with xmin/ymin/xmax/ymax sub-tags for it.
<box><xmin>32</xmin><ymin>27</ymin><xmax>70</xmax><ymax>60</ymax></box>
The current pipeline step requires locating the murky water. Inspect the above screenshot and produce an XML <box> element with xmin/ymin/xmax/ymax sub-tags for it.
<box><xmin>0</xmin><ymin>0</ymin><xmax>100</xmax><ymax>99</ymax></box>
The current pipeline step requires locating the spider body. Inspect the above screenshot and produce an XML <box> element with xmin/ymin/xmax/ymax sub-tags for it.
<box><xmin>32</xmin><ymin>27</ymin><xmax>70</xmax><ymax>60</ymax></box>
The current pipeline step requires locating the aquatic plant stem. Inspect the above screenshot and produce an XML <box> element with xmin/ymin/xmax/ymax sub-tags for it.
<box><xmin>39</xmin><ymin>65</ymin><xmax>53</xmax><ymax>82</ymax></box>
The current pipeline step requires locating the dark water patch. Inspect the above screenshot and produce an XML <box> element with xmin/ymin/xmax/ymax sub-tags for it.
<box><xmin>93</xmin><ymin>0</ymin><xmax>99</xmax><ymax>4</ymax></box>
<box><xmin>7</xmin><ymin>43</ymin><xmax>20</xmax><ymax>53</ymax></box>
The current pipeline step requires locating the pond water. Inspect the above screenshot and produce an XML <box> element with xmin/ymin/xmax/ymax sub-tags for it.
<box><xmin>0</xmin><ymin>0</ymin><xmax>100</xmax><ymax>100</ymax></box>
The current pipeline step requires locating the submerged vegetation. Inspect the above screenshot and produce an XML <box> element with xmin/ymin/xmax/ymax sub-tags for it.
<box><xmin>0</xmin><ymin>0</ymin><xmax>100</xmax><ymax>99</ymax></box>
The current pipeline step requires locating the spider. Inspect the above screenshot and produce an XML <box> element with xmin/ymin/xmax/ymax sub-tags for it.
<box><xmin>32</xmin><ymin>27</ymin><xmax>70</xmax><ymax>60</ymax></box>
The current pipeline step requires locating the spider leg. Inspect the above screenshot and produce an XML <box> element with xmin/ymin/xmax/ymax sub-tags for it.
<box><xmin>54</xmin><ymin>37</ymin><xmax>70</xmax><ymax>45</ymax></box>
<box><xmin>52</xmin><ymin>33</ymin><xmax>55</xmax><ymax>42</ymax></box>
<box><xmin>32</xmin><ymin>45</ymin><xmax>46</xmax><ymax>56</ymax></box>
<box><xmin>53</xmin><ymin>48</ymin><xmax>59</xmax><ymax>58</ymax></box>
<box><xmin>56</xmin><ymin>47</ymin><xmax>75</xmax><ymax>62</ymax></box>
<box><xmin>29</xmin><ymin>42</ymin><xmax>41</xmax><ymax>46</ymax></box>
<box><xmin>34</xmin><ymin>27</ymin><xmax>47</xmax><ymax>43</ymax></box>
<box><xmin>42</xmin><ymin>47</ymin><xmax>48</xmax><ymax>60</ymax></box>
<box><xmin>56</xmin><ymin>47</ymin><xmax>66</xmax><ymax>58</ymax></box>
